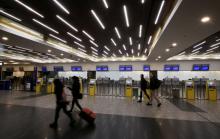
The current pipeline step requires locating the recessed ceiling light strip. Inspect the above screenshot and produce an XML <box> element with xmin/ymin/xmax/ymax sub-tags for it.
<box><xmin>141</xmin><ymin>0</ymin><xmax>145</xmax><ymax>4</ymax></box>
<box><xmin>56</xmin><ymin>15</ymin><xmax>78</xmax><ymax>32</ymax></box>
<box><xmin>92</xmin><ymin>51</ymin><xmax>98</xmax><ymax>55</ymax></box>
<box><xmin>138</xmin><ymin>52</ymin><xmax>140</xmax><ymax>56</ymax></box>
<box><xmin>33</xmin><ymin>19</ymin><xmax>59</xmax><ymax>34</ymax></box>
<box><xmin>210</xmin><ymin>42</ymin><xmax>220</xmax><ymax>48</ymax></box>
<box><xmin>91</xmin><ymin>47</ymin><xmax>98</xmax><ymax>52</ymax></box>
<box><xmin>144</xmin><ymin>48</ymin><xmax>148</xmax><ymax>53</ymax></box>
<box><xmin>138</xmin><ymin>44</ymin><xmax>141</xmax><ymax>50</ymax></box>
<box><xmin>190</xmin><ymin>51</ymin><xmax>200</xmax><ymax>55</ymax></box>
<box><xmin>91</xmin><ymin>10</ymin><xmax>105</xmax><ymax>29</ymax></box>
<box><xmin>114</xmin><ymin>27</ymin><xmax>121</xmax><ymax>39</ymax></box>
<box><xmin>154</xmin><ymin>0</ymin><xmax>165</xmax><ymax>25</ymax></box>
<box><xmin>78</xmin><ymin>48</ymin><xmax>86</xmax><ymax>53</ymax></box>
<box><xmin>193</xmin><ymin>41</ymin><xmax>206</xmax><ymax>48</ymax></box>
<box><xmin>123</xmin><ymin>5</ymin><xmax>129</xmax><ymax>27</ymax></box>
<box><xmin>74</xmin><ymin>41</ymin><xmax>85</xmax><ymax>48</ymax></box>
<box><xmin>82</xmin><ymin>30</ymin><xmax>94</xmax><ymax>41</ymax></box>
<box><xmin>123</xmin><ymin>44</ymin><xmax>127</xmax><ymax>50</ymax></box>
<box><xmin>104</xmin><ymin>51</ymin><xmax>108</xmax><ymax>55</ymax></box>
<box><xmin>0</xmin><ymin>10</ymin><xmax>22</xmax><ymax>21</ymax></box>
<box><xmin>14</xmin><ymin>0</ymin><xmax>44</xmax><ymax>18</ymax></box>
<box><xmin>131</xmin><ymin>49</ymin><xmax>134</xmax><ymax>54</ymax></box>
<box><xmin>102</xmin><ymin>0</ymin><xmax>109</xmax><ymax>9</ymax></box>
<box><xmin>207</xmin><ymin>46</ymin><xmax>219</xmax><ymax>52</ymax></box>
<box><xmin>119</xmin><ymin>49</ymin><xmax>122</xmax><ymax>54</ymax></box>
<box><xmin>129</xmin><ymin>37</ymin><xmax>132</xmax><ymax>45</ymax></box>
<box><xmin>216</xmin><ymin>39</ymin><xmax>220</xmax><ymax>42</ymax></box>
<box><xmin>148</xmin><ymin>36</ymin><xmax>152</xmax><ymax>45</ymax></box>
<box><xmin>52</xmin><ymin>0</ymin><xmax>70</xmax><ymax>14</ymax></box>
<box><xmin>203</xmin><ymin>51</ymin><xmax>214</xmax><ymax>55</ymax></box>
<box><xmin>49</xmin><ymin>34</ymin><xmax>67</xmax><ymax>43</ymax></box>
<box><xmin>192</xmin><ymin>47</ymin><xmax>202</xmax><ymax>52</ymax></box>
<box><xmin>104</xmin><ymin>46</ymin><xmax>110</xmax><ymax>51</ymax></box>
<box><xmin>178</xmin><ymin>51</ymin><xmax>185</xmax><ymax>55</ymax></box>
<box><xmin>67</xmin><ymin>32</ymin><xmax>82</xmax><ymax>42</ymax></box>
<box><xmin>126</xmin><ymin>53</ymin><xmax>129</xmax><ymax>57</ymax></box>
<box><xmin>111</xmin><ymin>38</ymin><xmax>117</xmax><ymax>46</ymax></box>
<box><xmin>139</xmin><ymin>25</ymin><xmax>142</xmax><ymax>38</ymax></box>
<box><xmin>89</xmin><ymin>40</ymin><xmax>99</xmax><ymax>47</ymax></box>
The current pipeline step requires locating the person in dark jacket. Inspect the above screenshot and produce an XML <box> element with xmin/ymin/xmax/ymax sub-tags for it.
<box><xmin>148</xmin><ymin>73</ymin><xmax>161</xmax><ymax>107</ymax></box>
<box><xmin>50</xmin><ymin>79</ymin><xmax>74</xmax><ymax>129</ymax></box>
<box><xmin>69</xmin><ymin>76</ymin><xmax>82</xmax><ymax>112</ymax></box>
<box><xmin>138</xmin><ymin>74</ymin><xmax>151</xmax><ymax>103</ymax></box>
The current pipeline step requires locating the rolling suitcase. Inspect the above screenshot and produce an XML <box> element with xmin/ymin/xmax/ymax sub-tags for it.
<box><xmin>79</xmin><ymin>108</ymin><xmax>96</xmax><ymax>124</ymax></box>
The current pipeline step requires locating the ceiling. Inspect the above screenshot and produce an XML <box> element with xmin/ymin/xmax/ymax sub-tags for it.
<box><xmin>147</xmin><ymin>0</ymin><xmax>220</xmax><ymax>62</ymax></box>
<box><xmin>0</xmin><ymin>0</ymin><xmax>176</xmax><ymax>63</ymax></box>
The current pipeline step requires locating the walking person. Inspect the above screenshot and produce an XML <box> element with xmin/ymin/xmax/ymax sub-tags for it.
<box><xmin>50</xmin><ymin>79</ymin><xmax>75</xmax><ymax>129</ymax></box>
<box><xmin>68</xmin><ymin>76</ymin><xmax>83</xmax><ymax>112</ymax></box>
<box><xmin>138</xmin><ymin>74</ymin><xmax>151</xmax><ymax>103</ymax></box>
<box><xmin>148</xmin><ymin>72</ymin><xmax>162</xmax><ymax>107</ymax></box>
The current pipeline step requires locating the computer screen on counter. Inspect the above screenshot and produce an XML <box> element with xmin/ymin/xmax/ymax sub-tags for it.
<box><xmin>71</xmin><ymin>66</ymin><xmax>82</xmax><ymax>71</ymax></box>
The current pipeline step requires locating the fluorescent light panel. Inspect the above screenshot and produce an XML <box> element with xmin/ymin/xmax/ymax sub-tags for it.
<box><xmin>123</xmin><ymin>5</ymin><xmax>129</xmax><ymax>27</ymax></box>
<box><xmin>104</xmin><ymin>51</ymin><xmax>108</xmax><ymax>55</ymax></box>
<box><xmin>192</xmin><ymin>47</ymin><xmax>202</xmax><ymax>52</ymax></box>
<box><xmin>155</xmin><ymin>0</ymin><xmax>165</xmax><ymax>24</ymax></box>
<box><xmin>207</xmin><ymin>46</ymin><xmax>219</xmax><ymax>52</ymax></box>
<box><xmin>126</xmin><ymin>53</ymin><xmax>129</xmax><ymax>57</ymax></box>
<box><xmin>144</xmin><ymin>48</ymin><xmax>148</xmax><ymax>53</ymax></box>
<box><xmin>78</xmin><ymin>48</ymin><xmax>86</xmax><ymax>53</ymax></box>
<box><xmin>89</xmin><ymin>40</ymin><xmax>99</xmax><ymax>47</ymax></box>
<box><xmin>129</xmin><ymin>37</ymin><xmax>132</xmax><ymax>45</ymax></box>
<box><xmin>203</xmin><ymin>51</ymin><xmax>213</xmax><ymax>55</ymax></box>
<box><xmin>193</xmin><ymin>41</ymin><xmax>206</xmax><ymax>48</ymax></box>
<box><xmin>52</xmin><ymin>0</ymin><xmax>70</xmax><ymax>14</ymax></box>
<box><xmin>74</xmin><ymin>41</ymin><xmax>85</xmax><ymax>48</ymax></box>
<box><xmin>67</xmin><ymin>32</ymin><xmax>82</xmax><ymax>42</ymax></box>
<box><xmin>92</xmin><ymin>51</ymin><xmax>98</xmax><ymax>55</ymax></box>
<box><xmin>104</xmin><ymin>46</ymin><xmax>110</xmax><ymax>51</ymax></box>
<box><xmin>210</xmin><ymin>42</ymin><xmax>220</xmax><ymax>48</ymax></box>
<box><xmin>138</xmin><ymin>44</ymin><xmax>141</xmax><ymax>50</ymax></box>
<box><xmin>190</xmin><ymin>51</ymin><xmax>200</xmax><ymax>55</ymax></box>
<box><xmin>119</xmin><ymin>49</ymin><xmax>122</xmax><ymax>54</ymax></box>
<box><xmin>111</xmin><ymin>38</ymin><xmax>117</xmax><ymax>46</ymax></box>
<box><xmin>216</xmin><ymin>39</ymin><xmax>220</xmax><ymax>42</ymax></box>
<box><xmin>131</xmin><ymin>49</ymin><xmax>134</xmax><ymax>54</ymax></box>
<box><xmin>141</xmin><ymin>0</ymin><xmax>145</xmax><ymax>4</ymax></box>
<box><xmin>102</xmin><ymin>0</ymin><xmax>109</xmax><ymax>9</ymax></box>
<box><xmin>82</xmin><ymin>30</ymin><xmax>94</xmax><ymax>41</ymax></box>
<box><xmin>123</xmin><ymin>44</ymin><xmax>127</xmax><ymax>50</ymax></box>
<box><xmin>138</xmin><ymin>52</ymin><xmax>140</xmax><ymax>56</ymax></box>
<box><xmin>0</xmin><ymin>10</ymin><xmax>22</xmax><ymax>21</ymax></box>
<box><xmin>178</xmin><ymin>51</ymin><xmax>185</xmax><ymax>55</ymax></box>
<box><xmin>148</xmin><ymin>36</ymin><xmax>152</xmax><ymax>45</ymax></box>
<box><xmin>91</xmin><ymin>47</ymin><xmax>98</xmax><ymax>52</ymax></box>
<box><xmin>114</xmin><ymin>27</ymin><xmax>121</xmax><ymax>39</ymax></box>
<box><xmin>91</xmin><ymin>10</ymin><xmax>105</xmax><ymax>29</ymax></box>
<box><xmin>56</xmin><ymin>15</ymin><xmax>78</xmax><ymax>32</ymax></box>
<box><xmin>33</xmin><ymin>19</ymin><xmax>59</xmax><ymax>34</ymax></box>
<box><xmin>49</xmin><ymin>34</ymin><xmax>67</xmax><ymax>43</ymax></box>
<box><xmin>139</xmin><ymin>25</ymin><xmax>143</xmax><ymax>38</ymax></box>
<box><xmin>14</xmin><ymin>0</ymin><xmax>44</xmax><ymax>18</ymax></box>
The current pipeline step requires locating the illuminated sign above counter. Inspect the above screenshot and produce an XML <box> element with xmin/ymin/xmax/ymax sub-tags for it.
<box><xmin>119</xmin><ymin>65</ymin><xmax>132</xmax><ymax>71</ymax></box>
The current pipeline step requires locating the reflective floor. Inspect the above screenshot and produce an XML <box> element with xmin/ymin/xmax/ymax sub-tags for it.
<box><xmin>0</xmin><ymin>91</ymin><xmax>220</xmax><ymax>139</ymax></box>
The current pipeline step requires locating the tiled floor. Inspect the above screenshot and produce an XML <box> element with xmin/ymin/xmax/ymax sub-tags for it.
<box><xmin>0</xmin><ymin>91</ymin><xmax>220</xmax><ymax>139</ymax></box>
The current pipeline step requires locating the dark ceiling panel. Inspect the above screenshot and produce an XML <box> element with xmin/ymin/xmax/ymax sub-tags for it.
<box><xmin>0</xmin><ymin>0</ymin><xmax>175</xmax><ymax>58</ymax></box>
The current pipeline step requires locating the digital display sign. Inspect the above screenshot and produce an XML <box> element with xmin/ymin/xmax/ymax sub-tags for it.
<box><xmin>143</xmin><ymin>65</ymin><xmax>150</xmax><ymax>71</ymax></box>
<box><xmin>201</xmin><ymin>65</ymin><xmax>209</xmax><ymax>71</ymax></box>
<box><xmin>119</xmin><ymin>65</ymin><xmax>132</xmax><ymax>71</ymax></box>
<box><xmin>54</xmin><ymin>66</ymin><xmax>64</xmax><ymax>72</ymax></box>
<box><xmin>164</xmin><ymin>65</ymin><xmax>179</xmax><ymax>71</ymax></box>
<box><xmin>42</xmin><ymin>66</ymin><xmax>47</xmax><ymax>72</ymax></box>
<box><xmin>71</xmin><ymin>66</ymin><xmax>82</xmax><ymax>71</ymax></box>
<box><xmin>96</xmin><ymin>66</ymin><xmax>108</xmax><ymax>71</ymax></box>
<box><xmin>192</xmin><ymin>64</ymin><xmax>209</xmax><ymax>71</ymax></box>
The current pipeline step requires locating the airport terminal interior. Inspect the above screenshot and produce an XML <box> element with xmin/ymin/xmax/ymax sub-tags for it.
<box><xmin>0</xmin><ymin>0</ymin><xmax>220</xmax><ymax>139</ymax></box>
